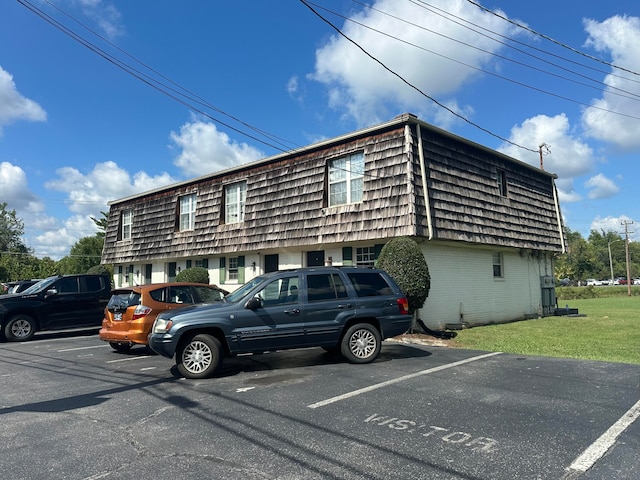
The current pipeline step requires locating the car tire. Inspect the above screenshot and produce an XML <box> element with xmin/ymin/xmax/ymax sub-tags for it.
<box><xmin>4</xmin><ymin>314</ymin><xmax>36</xmax><ymax>342</ymax></box>
<box><xmin>340</xmin><ymin>323</ymin><xmax>381</xmax><ymax>364</ymax></box>
<box><xmin>176</xmin><ymin>334</ymin><xmax>222</xmax><ymax>379</ymax></box>
<box><xmin>109</xmin><ymin>342</ymin><xmax>132</xmax><ymax>353</ymax></box>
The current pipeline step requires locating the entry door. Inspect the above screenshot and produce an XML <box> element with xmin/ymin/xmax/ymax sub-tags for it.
<box><xmin>264</xmin><ymin>254</ymin><xmax>279</xmax><ymax>273</ymax></box>
<box><xmin>306</xmin><ymin>251</ymin><xmax>325</xmax><ymax>267</ymax></box>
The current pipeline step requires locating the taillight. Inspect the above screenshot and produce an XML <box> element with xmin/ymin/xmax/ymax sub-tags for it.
<box><xmin>132</xmin><ymin>305</ymin><xmax>152</xmax><ymax>320</ymax></box>
<box><xmin>397</xmin><ymin>297</ymin><xmax>409</xmax><ymax>315</ymax></box>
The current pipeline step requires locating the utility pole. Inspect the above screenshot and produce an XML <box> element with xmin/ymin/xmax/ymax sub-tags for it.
<box><xmin>622</xmin><ymin>220</ymin><xmax>634</xmax><ymax>296</ymax></box>
<box><xmin>539</xmin><ymin>143</ymin><xmax>550</xmax><ymax>170</ymax></box>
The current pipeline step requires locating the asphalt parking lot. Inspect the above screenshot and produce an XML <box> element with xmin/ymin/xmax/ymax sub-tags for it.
<box><xmin>0</xmin><ymin>329</ymin><xmax>638</xmax><ymax>480</ymax></box>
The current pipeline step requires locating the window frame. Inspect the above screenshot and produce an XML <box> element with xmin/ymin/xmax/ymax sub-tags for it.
<box><xmin>492</xmin><ymin>252</ymin><xmax>504</xmax><ymax>278</ymax></box>
<box><xmin>355</xmin><ymin>246</ymin><xmax>376</xmax><ymax>267</ymax></box>
<box><xmin>178</xmin><ymin>193</ymin><xmax>197</xmax><ymax>231</ymax></box>
<box><xmin>328</xmin><ymin>152</ymin><xmax>364</xmax><ymax>207</ymax></box>
<box><xmin>225</xmin><ymin>181</ymin><xmax>247</xmax><ymax>224</ymax></box>
<box><xmin>121</xmin><ymin>209</ymin><xmax>133</xmax><ymax>240</ymax></box>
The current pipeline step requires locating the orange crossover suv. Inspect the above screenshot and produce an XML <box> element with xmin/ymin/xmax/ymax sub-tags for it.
<box><xmin>100</xmin><ymin>282</ymin><xmax>228</xmax><ymax>352</ymax></box>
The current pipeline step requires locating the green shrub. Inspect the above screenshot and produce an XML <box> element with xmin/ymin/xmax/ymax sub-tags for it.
<box><xmin>376</xmin><ymin>236</ymin><xmax>430</xmax><ymax>315</ymax></box>
<box><xmin>175</xmin><ymin>267</ymin><xmax>209</xmax><ymax>284</ymax></box>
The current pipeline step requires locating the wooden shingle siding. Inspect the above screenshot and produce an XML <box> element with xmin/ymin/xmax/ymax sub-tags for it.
<box><xmin>101</xmin><ymin>114</ymin><xmax>564</xmax><ymax>265</ymax></box>
<box><xmin>420</xmin><ymin>127</ymin><xmax>563</xmax><ymax>252</ymax></box>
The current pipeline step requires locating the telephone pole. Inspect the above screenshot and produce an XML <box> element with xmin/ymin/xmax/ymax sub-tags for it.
<box><xmin>622</xmin><ymin>220</ymin><xmax>634</xmax><ymax>296</ymax></box>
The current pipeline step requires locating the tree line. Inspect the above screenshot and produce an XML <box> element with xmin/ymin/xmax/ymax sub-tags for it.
<box><xmin>0</xmin><ymin>202</ymin><xmax>110</xmax><ymax>285</ymax></box>
<box><xmin>554</xmin><ymin>227</ymin><xmax>640</xmax><ymax>284</ymax></box>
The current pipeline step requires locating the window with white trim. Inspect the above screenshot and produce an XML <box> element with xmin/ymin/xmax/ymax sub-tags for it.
<box><xmin>179</xmin><ymin>194</ymin><xmax>197</xmax><ymax>231</ymax></box>
<box><xmin>121</xmin><ymin>210</ymin><xmax>132</xmax><ymax>240</ymax></box>
<box><xmin>228</xmin><ymin>257</ymin><xmax>239</xmax><ymax>281</ymax></box>
<box><xmin>329</xmin><ymin>152</ymin><xmax>364</xmax><ymax>207</ymax></box>
<box><xmin>356</xmin><ymin>246</ymin><xmax>376</xmax><ymax>267</ymax></box>
<box><xmin>492</xmin><ymin>252</ymin><xmax>503</xmax><ymax>278</ymax></box>
<box><xmin>225</xmin><ymin>181</ymin><xmax>247</xmax><ymax>224</ymax></box>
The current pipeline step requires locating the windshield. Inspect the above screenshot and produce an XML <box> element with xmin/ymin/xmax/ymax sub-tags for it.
<box><xmin>224</xmin><ymin>276</ymin><xmax>266</xmax><ymax>303</ymax></box>
<box><xmin>21</xmin><ymin>276</ymin><xmax>60</xmax><ymax>294</ymax></box>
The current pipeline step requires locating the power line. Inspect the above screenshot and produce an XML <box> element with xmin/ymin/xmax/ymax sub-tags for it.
<box><xmin>301</xmin><ymin>0</ymin><xmax>538</xmax><ymax>152</ymax></box>
<box><xmin>17</xmin><ymin>0</ymin><xmax>302</xmax><ymax>154</ymax></box>
<box><xmin>464</xmin><ymin>0</ymin><xmax>640</xmax><ymax>77</ymax></box>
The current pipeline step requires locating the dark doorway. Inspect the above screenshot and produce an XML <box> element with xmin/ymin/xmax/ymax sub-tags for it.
<box><xmin>264</xmin><ymin>254</ymin><xmax>279</xmax><ymax>273</ymax></box>
<box><xmin>144</xmin><ymin>264</ymin><xmax>152</xmax><ymax>284</ymax></box>
<box><xmin>306</xmin><ymin>251</ymin><xmax>325</xmax><ymax>267</ymax></box>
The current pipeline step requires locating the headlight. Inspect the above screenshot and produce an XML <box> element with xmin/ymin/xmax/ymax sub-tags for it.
<box><xmin>152</xmin><ymin>318</ymin><xmax>173</xmax><ymax>334</ymax></box>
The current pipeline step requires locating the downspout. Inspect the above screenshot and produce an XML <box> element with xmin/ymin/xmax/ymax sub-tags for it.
<box><xmin>551</xmin><ymin>175</ymin><xmax>566</xmax><ymax>254</ymax></box>
<box><xmin>416</xmin><ymin>124</ymin><xmax>433</xmax><ymax>240</ymax></box>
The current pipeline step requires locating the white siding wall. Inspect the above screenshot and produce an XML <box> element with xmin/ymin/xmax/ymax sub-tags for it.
<box><xmin>418</xmin><ymin>242</ymin><xmax>551</xmax><ymax>330</ymax></box>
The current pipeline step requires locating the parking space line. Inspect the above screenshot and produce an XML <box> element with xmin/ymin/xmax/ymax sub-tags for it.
<box><xmin>564</xmin><ymin>398</ymin><xmax>640</xmax><ymax>477</ymax></box>
<box><xmin>107</xmin><ymin>356</ymin><xmax>151</xmax><ymax>363</ymax></box>
<box><xmin>307</xmin><ymin>352</ymin><xmax>502</xmax><ymax>409</ymax></box>
<box><xmin>57</xmin><ymin>345</ymin><xmax>111</xmax><ymax>352</ymax></box>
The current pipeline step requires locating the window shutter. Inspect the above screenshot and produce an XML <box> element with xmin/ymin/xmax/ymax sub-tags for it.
<box><xmin>219</xmin><ymin>257</ymin><xmax>226</xmax><ymax>284</ymax></box>
<box><xmin>186</xmin><ymin>260</ymin><xmax>192</xmax><ymax>269</ymax></box>
<box><xmin>237</xmin><ymin>256</ymin><xmax>245</xmax><ymax>284</ymax></box>
<box><xmin>342</xmin><ymin>247</ymin><xmax>353</xmax><ymax>266</ymax></box>
<box><xmin>374</xmin><ymin>244</ymin><xmax>384</xmax><ymax>260</ymax></box>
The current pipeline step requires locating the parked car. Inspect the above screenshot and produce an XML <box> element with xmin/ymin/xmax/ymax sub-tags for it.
<box><xmin>634</xmin><ymin>278</ymin><xmax>640</xmax><ymax>286</ymax></box>
<box><xmin>4</xmin><ymin>280</ymin><xmax>41</xmax><ymax>295</ymax></box>
<box><xmin>148</xmin><ymin>267</ymin><xmax>411</xmax><ymax>379</ymax></box>
<box><xmin>100</xmin><ymin>282</ymin><xmax>228</xmax><ymax>352</ymax></box>
<box><xmin>585</xmin><ymin>279</ymin><xmax>601</xmax><ymax>286</ymax></box>
<box><xmin>0</xmin><ymin>274</ymin><xmax>111</xmax><ymax>341</ymax></box>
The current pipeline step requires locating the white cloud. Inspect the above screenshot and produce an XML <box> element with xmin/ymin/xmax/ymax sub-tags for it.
<box><xmin>74</xmin><ymin>0</ymin><xmax>125</xmax><ymax>39</ymax></box>
<box><xmin>46</xmin><ymin>161</ymin><xmax>176</xmax><ymax>216</ymax></box>
<box><xmin>584</xmin><ymin>173</ymin><xmax>620</xmax><ymax>199</ymax></box>
<box><xmin>582</xmin><ymin>15</ymin><xmax>640</xmax><ymax>149</ymax></box>
<box><xmin>170</xmin><ymin>120</ymin><xmax>264</xmax><ymax>177</ymax></box>
<box><xmin>590</xmin><ymin>215</ymin><xmax>636</xmax><ymax>239</ymax></box>
<box><xmin>0</xmin><ymin>66</ymin><xmax>46</xmax><ymax>134</ymax></box>
<box><xmin>309</xmin><ymin>0</ymin><xmax>517</xmax><ymax>127</ymax></box>
<box><xmin>497</xmin><ymin>114</ymin><xmax>597</xmax><ymax>201</ymax></box>
<box><xmin>0</xmin><ymin>162</ymin><xmax>44</xmax><ymax>214</ymax></box>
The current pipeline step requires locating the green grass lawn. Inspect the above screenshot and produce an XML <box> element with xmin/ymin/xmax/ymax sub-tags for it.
<box><xmin>449</xmin><ymin>296</ymin><xmax>640</xmax><ymax>364</ymax></box>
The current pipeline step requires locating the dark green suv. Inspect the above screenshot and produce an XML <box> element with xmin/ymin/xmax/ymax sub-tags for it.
<box><xmin>149</xmin><ymin>267</ymin><xmax>411</xmax><ymax>379</ymax></box>
<box><xmin>0</xmin><ymin>274</ymin><xmax>111</xmax><ymax>341</ymax></box>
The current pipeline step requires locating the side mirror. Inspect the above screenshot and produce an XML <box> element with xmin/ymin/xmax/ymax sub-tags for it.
<box><xmin>245</xmin><ymin>296</ymin><xmax>262</xmax><ymax>310</ymax></box>
<box><xmin>45</xmin><ymin>288</ymin><xmax>58</xmax><ymax>297</ymax></box>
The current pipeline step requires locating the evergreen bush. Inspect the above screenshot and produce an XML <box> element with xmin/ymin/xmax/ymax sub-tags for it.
<box><xmin>175</xmin><ymin>267</ymin><xmax>210</xmax><ymax>284</ymax></box>
<box><xmin>376</xmin><ymin>236</ymin><xmax>430</xmax><ymax>316</ymax></box>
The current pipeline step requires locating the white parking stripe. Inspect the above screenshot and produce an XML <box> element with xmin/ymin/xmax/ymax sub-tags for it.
<box><xmin>57</xmin><ymin>345</ymin><xmax>111</xmax><ymax>352</ymax></box>
<box><xmin>107</xmin><ymin>356</ymin><xmax>151</xmax><ymax>363</ymax></box>
<box><xmin>565</xmin><ymin>398</ymin><xmax>640</xmax><ymax>475</ymax></box>
<box><xmin>307</xmin><ymin>352</ymin><xmax>502</xmax><ymax>409</ymax></box>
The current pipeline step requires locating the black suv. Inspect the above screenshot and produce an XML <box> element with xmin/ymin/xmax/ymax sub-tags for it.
<box><xmin>149</xmin><ymin>267</ymin><xmax>411</xmax><ymax>379</ymax></box>
<box><xmin>0</xmin><ymin>274</ymin><xmax>111</xmax><ymax>342</ymax></box>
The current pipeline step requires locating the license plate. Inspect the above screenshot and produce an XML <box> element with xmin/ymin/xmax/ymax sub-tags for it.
<box><xmin>114</xmin><ymin>313</ymin><xmax>123</xmax><ymax>321</ymax></box>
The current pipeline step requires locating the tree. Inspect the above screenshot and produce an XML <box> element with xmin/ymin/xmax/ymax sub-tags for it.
<box><xmin>376</xmin><ymin>236</ymin><xmax>430</xmax><ymax>331</ymax></box>
<box><xmin>57</xmin><ymin>235</ymin><xmax>105</xmax><ymax>274</ymax></box>
<box><xmin>175</xmin><ymin>267</ymin><xmax>210</xmax><ymax>284</ymax></box>
<box><xmin>0</xmin><ymin>202</ymin><xmax>26</xmax><ymax>253</ymax></box>
<box><xmin>91</xmin><ymin>211</ymin><xmax>109</xmax><ymax>239</ymax></box>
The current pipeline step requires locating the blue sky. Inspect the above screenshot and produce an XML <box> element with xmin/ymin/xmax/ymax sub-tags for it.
<box><xmin>1</xmin><ymin>0</ymin><xmax>639</xmax><ymax>259</ymax></box>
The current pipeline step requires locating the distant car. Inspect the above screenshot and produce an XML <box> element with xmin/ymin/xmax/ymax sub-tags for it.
<box><xmin>0</xmin><ymin>274</ymin><xmax>111</xmax><ymax>341</ymax></box>
<box><xmin>4</xmin><ymin>280</ymin><xmax>40</xmax><ymax>294</ymax></box>
<box><xmin>585</xmin><ymin>279</ymin><xmax>601</xmax><ymax>286</ymax></box>
<box><xmin>634</xmin><ymin>278</ymin><xmax>640</xmax><ymax>286</ymax></box>
<box><xmin>99</xmin><ymin>282</ymin><xmax>228</xmax><ymax>352</ymax></box>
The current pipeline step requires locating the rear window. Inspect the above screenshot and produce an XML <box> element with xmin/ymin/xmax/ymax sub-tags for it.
<box><xmin>107</xmin><ymin>291</ymin><xmax>141</xmax><ymax>309</ymax></box>
<box><xmin>347</xmin><ymin>272</ymin><xmax>394</xmax><ymax>297</ymax></box>
<box><xmin>307</xmin><ymin>274</ymin><xmax>348</xmax><ymax>302</ymax></box>
<box><xmin>194</xmin><ymin>286</ymin><xmax>224</xmax><ymax>303</ymax></box>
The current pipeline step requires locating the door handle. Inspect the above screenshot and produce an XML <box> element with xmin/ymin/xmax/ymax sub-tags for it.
<box><xmin>338</xmin><ymin>304</ymin><xmax>352</xmax><ymax>309</ymax></box>
<box><xmin>284</xmin><ymin>309</ymin><xmax>300</xmax><ymax>315</ymax></box>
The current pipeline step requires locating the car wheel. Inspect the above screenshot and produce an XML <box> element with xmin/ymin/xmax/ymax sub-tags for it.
<box><xmin>341</xmin><ymin>323</ymin><xmax>381</xmax><ymax>364</ymax></box>
<box><xmin>176</xmin><ymin>334</ymin><xmax>222</xmax><ymax>379</ymax></box>
<box><xmin>109</xmin><ymin>342</ymin><xmax>132</xmax><ymax>353</ymax></box>
<box><xmin>4</xmin><ymin>314</ymin><xmax>36</xmax><ymax>342</ymax></box>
